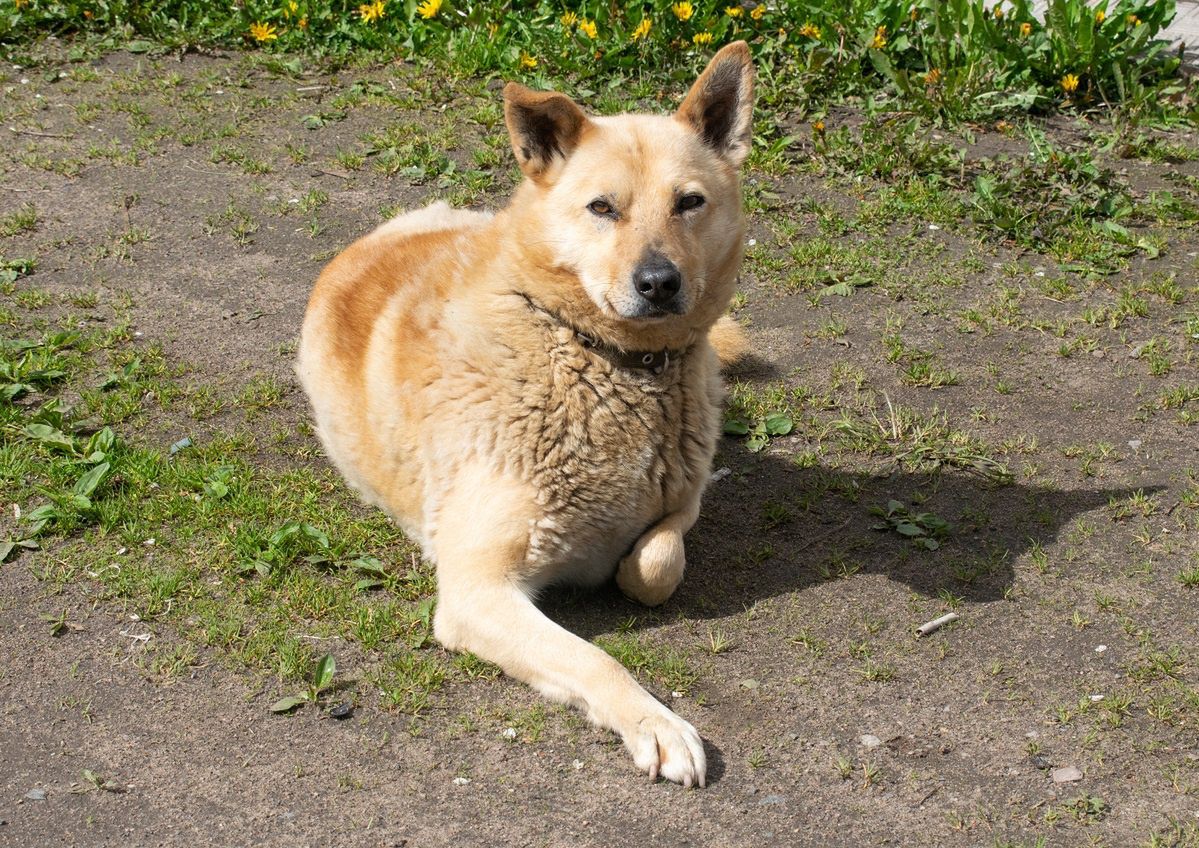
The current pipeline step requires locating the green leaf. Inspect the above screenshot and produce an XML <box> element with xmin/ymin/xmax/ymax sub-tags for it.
<box><xmin>270</xmin><ymin>695</ymin><xmax>308</xmax><ymax>713</ymax></box>
<box><xmin>23</xmin><ymin>423</ymin><xmax>77</xmax><ymax>452</ymax></box>
<box><xmin>722</xmin><ymin>416</ymin><xmax>750</xmax><ymax>436</ymax></box>
<box><xmin>763</xmin><ymin>413</ymin><xmax>793</xmax><ymax>436</ymax></box>
<box><xmin>313</xmin><ymin>653</ymin><xmax>336</xmax><ymax>692</ymax></box>
<box><xmin>895</xmin><ymin>522</ymin><xmax>924</xmax><ymax>537</ymax></box>
<box><xmin>0</xmin><ymin>542</ymin><xmax>13</xmax><ymax>563</ymax></box>
<box><xmin>73</xmin><ymin>462</ymin><xmax>110</xmax><ymax>498</ymax></box>
<box><xmin>355</xmin><ymin>578</ymin><xmax>385</xmax><ymax>592</ymax></box>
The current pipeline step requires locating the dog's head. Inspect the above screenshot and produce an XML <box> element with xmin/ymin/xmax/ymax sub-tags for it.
<box><xmin>503</xmin><ymin>42</ymin><xmax>754</xmax><ymax>343</ymax></box>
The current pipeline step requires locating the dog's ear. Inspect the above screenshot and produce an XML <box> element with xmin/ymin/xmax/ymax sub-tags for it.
<box><xmin>503</xmin><ymin>83</ymin><xmax>590</xmax><ymax>180</ymax></box>
<box><xmin>675</xmin><ymin>41</ymin><xmax>755</xmax><ymax>167</ymax></box>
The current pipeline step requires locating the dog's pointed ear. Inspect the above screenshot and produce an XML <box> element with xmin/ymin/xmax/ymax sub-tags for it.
<box><xmin>675</xmin><ymin>41</ymin><xmax>755</xmax><ymax>167</ymax></box>
<box><xmin>503</xmin><ymin>83</ymin><xmax>590</xmax><ymax>180</ymax></box>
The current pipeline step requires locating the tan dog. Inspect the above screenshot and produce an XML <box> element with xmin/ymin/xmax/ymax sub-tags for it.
<box><xmin>297</xmin><ymin>42</ymin><xmax>754</xmax><ymax>787</ymax></box>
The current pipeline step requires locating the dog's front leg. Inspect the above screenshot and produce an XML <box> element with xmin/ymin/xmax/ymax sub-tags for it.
<box><xmin>616</xmin><ymin>483</ymin><xmax>704</xmax><ymax>607</ymax></box>
<box><xmin>429</xmin><ymin>483</ymin><xmax>706</xmax><ymax>786</ymax></box>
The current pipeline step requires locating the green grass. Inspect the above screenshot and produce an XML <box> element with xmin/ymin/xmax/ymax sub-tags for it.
<box><xmin>0</xmin><ymin>0</ymin><xmax>1191</xmax><ymax>123</ymax></box>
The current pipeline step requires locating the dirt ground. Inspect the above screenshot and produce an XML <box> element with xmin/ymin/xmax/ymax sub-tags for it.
<box><xmin>2</xmin><ymin>47</ymin><xmax>1198</xmax><ymax>848</ymax></box>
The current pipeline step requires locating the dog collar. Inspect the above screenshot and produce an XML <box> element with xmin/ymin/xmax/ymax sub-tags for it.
<box><xmin>575</xmin><ymin>332</ymin><xmax>675</xmax><ymax>376</ymax></box>
<box><xmin>516</xmin><ymin>292</ymin><xmax>682</xmax><ymax>377</ymax></box>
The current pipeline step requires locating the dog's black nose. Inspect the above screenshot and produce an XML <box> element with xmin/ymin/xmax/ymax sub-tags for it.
<box><xmin>632</xmin><ymin>254</ymin><xmax>682</xmax><ymax>307</ymax></box>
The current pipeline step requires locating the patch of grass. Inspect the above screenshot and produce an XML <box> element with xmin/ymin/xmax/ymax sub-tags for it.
<box><xmin>0</xmin><ymin>204</ymin><xmax>39</xmax><ymax>237</ymax></box>
<box><xmin>596</xmin><ymin>628</ymin><xmax>698</xmax><ymax>694</ymax></box>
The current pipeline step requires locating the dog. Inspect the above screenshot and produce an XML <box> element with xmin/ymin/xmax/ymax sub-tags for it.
<box><xmin>297</xmin><ymin>42</ymin><xmax>754</xmax><ymax>787</ymax></box>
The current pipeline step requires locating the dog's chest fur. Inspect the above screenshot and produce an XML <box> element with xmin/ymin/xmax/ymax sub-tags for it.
<box><xmin>432</xmin><ymin>323</ymin><xmax>720</xmax><ymax>587</ymax></box>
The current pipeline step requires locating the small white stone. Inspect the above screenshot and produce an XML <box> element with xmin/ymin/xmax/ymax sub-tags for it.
<box><xmin>671</xmin><ymin>691</ymin><xmax>684</xmax><ymax>699</ymax></box>
<box><xmin>1095</xmin><ymin>645</ymin><xmax>1107</xmax><ymax>653</ymax></box>
<box><xmin>1051</xmin><ymin>766</ymin><xmax>1083</xmax><ymax>783</ymax></box>
<box><xmin>860</xmin><ymin>734</ymin><xmax>882</xmax><ymax>749</ymax></box>
<box><xmin>746</xmin><ymin>238</ymin><xmax>757</xmax><ymax>246</ymax></box>
<box><xmin>1127</xmin><ymin>440</ymin><xmax>1142</xmax><ymax>450</ymax></box>
<box><xmin>1090</xmin><ymin>694</ymin><xmax>1104</xmax><ymax>702</ymax></box>
<box><xmin>572</xmin><ymin>759</ymin><xmax>584</xmax><ymax>770</ymax></box>
<box><xmin>500</xmin><ymin>727</ymin><xmax>516</xmax><ymax>739</ymax></box>
<box><xmin>927</xmin><ymin>224</ymin><xmax>940</xmax><ymax>231</ymax></box>
<box><xmin>143</xmin><ymin>538</ymin><xmax>156</xmax><ymax>546</ymax></box>
<box><xmin>710</xmin><ymin>467</ymin><xmax>732</xmax><ymax>483</ymax></box>
<box><xmin>452</xmin><ymin>776</ymin><xmax>471</xmax><ymax>785</ymax></box>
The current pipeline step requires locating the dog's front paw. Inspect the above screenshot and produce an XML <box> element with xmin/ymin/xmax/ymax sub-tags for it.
<box><xmin>621</xmin><ymin>702</ymin><xmax>706</xmax><ymax>788</ymax></box>
<box><xmin>616</xmin><ymin>530</ymin><xmax>685</xmax><ymax>607</ymax></box>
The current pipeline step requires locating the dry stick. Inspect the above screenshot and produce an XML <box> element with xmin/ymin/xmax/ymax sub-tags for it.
<box><xmin>915</xmin><ymin>612</ymin><xmax>959</xmax><ymax>638</ymax></box>
<box><xmin>8</xmin><ymin>126</ymin><xmax>74</xmax><ymax>139</ymax></box>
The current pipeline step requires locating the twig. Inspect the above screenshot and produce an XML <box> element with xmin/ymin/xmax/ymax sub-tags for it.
<box><xmin>8</xmin><ymin>126</ymin><xmax>74</xmax><ymax>139</ymax></box>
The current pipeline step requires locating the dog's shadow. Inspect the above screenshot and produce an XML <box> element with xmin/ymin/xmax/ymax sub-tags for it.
<box><xmin>539</xmin><ymin>442</ymin><xmax>1148</xmax><ymax>785</ymax></box>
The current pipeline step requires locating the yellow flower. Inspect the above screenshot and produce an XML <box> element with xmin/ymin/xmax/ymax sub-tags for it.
<box><xmin>725</xmin><ymin>6</ymin><xmax>743</xmax><ymax>17</ymax></box>
<box><xmin>693</xmin><ymin>31</ymin><xmax>713</xmax><ymax>46</ymax></box>
<box><xmin>1060</xmin><ymin>73</ymin><xmax>1079</xmax><ymax>93</ymax></box>
<box><xmin>1127</xmin><ymin>14</ymin><xmax>1141</xmax><ymax>26</ymax></box>
<box><xmin>750</xmin><ymin>4</ymin><xmax>765</xmax><ymax>20</ymax></box>
<box><xmin>631</xmin><ymin>18</ymin><xmax>652</xmax><ymax>41</ymax></box>
<box><xmin>249</xmin><ymin>21</ymin><xmax>278</xmax><ymax>42</ymax></box>
<box><xmin>870</xmin><ymin>25</ymin><xmax>887</xmax><ymax>49</ymax></box>
<box><xmin>1020</xmin><ymin>21</ymin><xmax>1032</xmax><ymax>36</ymax></box>
<box><xmin>284</xmin><ymin>1</ymin><xmax>298</xmax><ymax>17</ymax></box>
<box><xmin>359</xmin><ymin>0</ymin><xmax>385</xmax><ymax>23</ymax></box>
<box><xmin>415</xmin><ymin>0</ymin><xmax>440</xmax><ymax>19</ymax></box>
<box><xmin>14</xmin><ymin>0</ymin><xmax>28</xmax><ymax>8</ymax></box>
<box><xmin>923</xmin><ymin>68</ymin><xmax>941</xmax><ymax>85</ymax></box>
<box><xmin>1095</xmin><ymin>9</ymin><xmax>1105</xmax><ymax>23</ymax></box>
<box><xmin>672</xmin><ymin>2</ymin><xmax>693</xmax><ymax>21</ymax></box>
<box><xmin>298</xmin><ymin>15</ymin><xmax>307</xmax><ymax>29</ymax></box>
<box><xmin>560</xmin><ymin>11</ymin><xmax>577</xmax><ymax>28</ymax></box>
<box><xmin>487</xmin><ymin>21</ymin><xmax>498</xmax><ymax>36</ymax></box>
<box><xmin>579</xmin><ymin>18</ymin><xmax>597</xmax><ymax>39</ymax></box>
<box><xmin>519</xmin><ymin>51</ymin><xmax>538</xmax><ymax>69</ymax></box>
<box><xmin>993</xmin><ymin>5</ymin><xmax>1003</xmax><ymax>20</ymax></box>
<box><xmin>799</xmin><ymin>22</ymin><xmax>820</xmax><ymax>38</ymax></box>
<box><xmin>812</xmin><ymin>119</ymin><xmax>825</xmax><ymax>133</ymax></box>
<box><xmin>910</xmin><ymin>6</ymin><xmax>919</xmax><ymax>21</ymax></box>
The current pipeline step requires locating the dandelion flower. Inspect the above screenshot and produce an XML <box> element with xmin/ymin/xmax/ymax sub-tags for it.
<box><xmin>14</xmin><ymin>0</ymin><xmax>29</xmax><ymax>8</ymax></box>
<box><xmin>672</xmin><ymin>2</ymin><xmax>693</xmax><ymax>21</ymax></box>
<box><xmin>693</xmin><ymin>31</ymin><xmax>713</xmax><ymax>46</ymax></box>
<box><xmin>561</xmin><ymin>11</ymin><xmax>578</xmax><ymax>28</ymax></box>
<box><xmin>910</xmin><ymin>6</ymin><xmax>919</xmax><ymax>21</ymax></box>
<box><xmin>249</xmin><ymin>21</ymin><xmax>279</xmax><ymax>42</ymax></box>
<box><xmin>923</xmin><ymin>68</ymin><xmax>941</xmax><ymax>85</ymax></box>
<box><xmin>631</xmin><ymin>18</ymin><xmax>652</xmax><ymax>41</ymax></box>
<box><xmin>1020</xmin><ymin>21</ymin><xmax>1032</xmax><ymax>36</ymax></box>
<box><xmin>519</xmin><ymin>51</ymin><xmax>538</xmax><ymax>69</ymax></box>
<box><xmin>799</xmin><ymin>22</ymin><xmax>820</xmax><ymax>38</ymax></box>
<box><xmin>750</xmin><ymin>4</ymin><xmax>765</xmax><ymax>20</ymax></box>
<box><xmin>1060</xmin><ymin>73</ymin><xmax>1079</xmax><ymax>93</ymax></box>
<box><xmin>579</xmin><ymin>18</ymin><xmax>597</xmax><ymax>39</ymax></box>
<box><xmin>416</xmin><ymin>0</ymin><xmax>440</xmax><ymax>20</ymax></box>
<box><xmin>284</xmin><ymin>1</ymin><xmax>298</xmax><ymax>17</ymax></box>
<box><xmin>359</xmin><ymin>0</ymin><xmax>385</xmax><ymax>23</ymax></box>
<box><xmin>298</xmin><ymin>15</ymin><xmax>308</xmax><ymax>29</ymax></box>
<box><xmin>870</xmin><ymin>25</ymin><xmax>887</xmax><ymax>49</ymax></box>
<box><xmin>993</xmin><ymin>5</ymin><xmax>1004</xmax><ymax>19</ymax></box>
<box><xmin>812</xmin><ymin>119</ymin><xmax>825</xmax><ymax>133</ymax></box>
<box><xmin>1095</xmin><ymin>10</ymin><xmax>1105</xmax><ymax>23</ymax></box>
<box><xmin>1127</xmin><ymin>14</ymin><xmax>1140</xmax><ymax>26</ymax></box>
<box><xmin>725</xmin><ymin>6</ymin><xmax>743</xmax><ymax>17</ymax></box>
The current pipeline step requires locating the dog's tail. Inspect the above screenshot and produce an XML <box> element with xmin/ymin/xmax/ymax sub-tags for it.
<box><xmin>709</xmin><ymin>316</ymin><xmax>749</xmax><ymax>368</ymax></box>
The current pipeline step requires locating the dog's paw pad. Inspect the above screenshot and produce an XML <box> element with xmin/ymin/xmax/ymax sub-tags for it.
<box><xmin>625</xmin><ymin>708</ymin><xmax>706</xmax><ymax>788</ymax></box>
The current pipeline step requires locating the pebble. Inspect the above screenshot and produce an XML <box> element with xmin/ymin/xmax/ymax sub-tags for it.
<box><xmin>860</xmin><ymin>734</ymin><xmax>882</xmax><ymax>749</ymax></box>
<box><xmin>1051</xmin><ymin>766</ymin><xmax>1083</xmax><ymax>783</ymax></box>
<box><xmin>501</xmin><ymin>727</ymin><xmax>517</xmax><ymax>739</ymax></box>
<box><xmin>24</xmin><ymin>789</ymin><xmax>46</xmax><ymax>801</ymax></box>
<box><xmin>1095</xmin><ymin>645</ymin><xmax>1108</xmax><ymax>653</ymax></box>
<box><xmin>739</xmin><ymin>678</ymin><xmax>759</xmax><ymax>690</ymax></box>
<box><xmin>452</xmin><ymin>777</ymin><xmax>471</xmax><ymax>786</ymax></box>
<box><xmin>710</xmin><ymin>467</ymin><xmax>732</xmax><ymax>483</ymax></box>
<box><xmin>758</xmin><ymin>794</ymin><xmax>785</xmax><ymax>806</ymax></box>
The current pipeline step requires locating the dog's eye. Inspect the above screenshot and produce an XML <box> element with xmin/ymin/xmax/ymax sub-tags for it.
<box><xmin>587</xmin><ymin>199</ymin><xmax>615</xmax><ymax>217</ymax></box>
<box><xmin>677</xmin><ymin>194</ymin><xmax>706</xmax><ymax>213</ymax></box>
